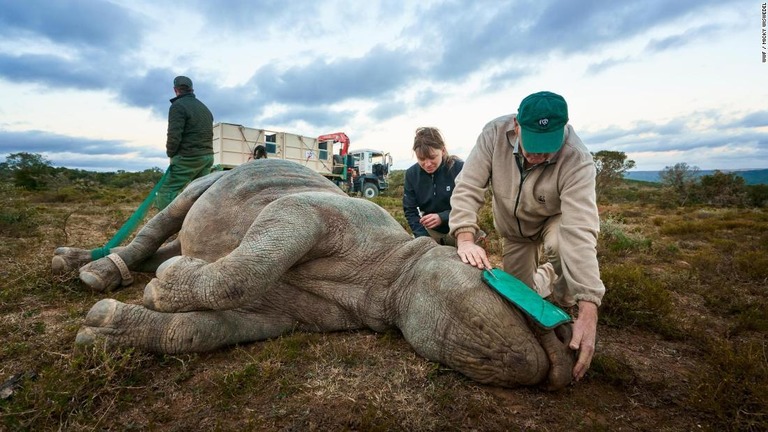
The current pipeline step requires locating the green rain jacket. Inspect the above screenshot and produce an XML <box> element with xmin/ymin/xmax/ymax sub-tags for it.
<box><xmin>166</xmin><ymin>93</ymin><xmax>214</xmax><ymax>158</ymax></box>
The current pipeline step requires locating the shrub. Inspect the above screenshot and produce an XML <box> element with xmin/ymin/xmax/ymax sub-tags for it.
<box><xmin>0</xmin><ymin>184</ymin><xmax>39</xmax><ymax>237</ymax></box>
<box><xmin>696</xmin><ymin>171</ymin><xmax>747</xmax><ymax>207</ymax></box>
<box><xmin>599</xmin><ymin>263</ymin><xmax>675</xmax><ymax>335</ymax></box>
<box><xmin>599</xmin><ymin>217</ymin><xmax>651</xmax><ymax>254</ymax></box>
<box><xmin>659</xmin><ymin>162</ymin><xmax>699</xmax><ymax>207</ymax></box>
<box><xmin>746</xmin><ymin>184</ymin><xmax>768</xmax><ymax>207</ymax></box>
<box><xmin>690</xmin><ymin>338</ymin><xmax>768</xmax><ymax>431</ymax></box>
<box><xmin>593</xmin><ymin>150</ymin><xmax>635</xmax><ymax>201</ymax></box>
<box><xmin>589</xmin><ymin>353</ymin><xmax>637</xmax><ymax>387</ymax></box>
<box><xmin>733</xmin><ymin>250</ymin><xmax>768</xmax><ymax>281</ymax></box>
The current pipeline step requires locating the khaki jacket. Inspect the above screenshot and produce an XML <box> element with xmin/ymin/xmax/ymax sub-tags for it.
<box><xmin>449</xmin><ymin>114</ymin><xmax>605</xmax><ymax>305</ymax></box>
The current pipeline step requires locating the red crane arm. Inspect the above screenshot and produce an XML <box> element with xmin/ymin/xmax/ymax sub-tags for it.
<box><xmin>317</xmin><ymin>132</ymin><xmax>350</xmax><ymax>156</ymax></box>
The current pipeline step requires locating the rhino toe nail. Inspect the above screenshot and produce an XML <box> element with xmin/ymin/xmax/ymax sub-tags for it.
<box><xmin>143</xmin><ymin>279</ymin><xmax>161</xmax><ymax>310</ymax></box>
<box><xmin>75</xmin><ymin>327</ymin><xmax>97</xmax><ymax>346</ymax></box>
<box><xmin>51</xmin><ymin>256</ymin><xmax>70</xmax><ymax>274</ymax></box>
<box><xmin>85</xmin><ymin>299</ymin><xmax>119</xmax><ymax>326</ymax></box>
<box><xmin>80</xmin><ymin>271</ymin><xmax>106</xmax><ymax>292</ymax></box>
<box><xmin>156</xmin><ymin>256</ymin><xmax>182</xmax><ymax>278</ymax></box>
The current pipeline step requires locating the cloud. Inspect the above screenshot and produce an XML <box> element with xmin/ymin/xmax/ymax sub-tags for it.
<box><xmin>585</xmin><ymin>110</ymin><xmax>768</xmax><ymax>163</ymax></box>
<box><xmin>485</xmin><ymin>67</ymin><xmax>530</xmax><ymax>89</ymax></box>
<box><xmin>410</xmin><ymin>2</ymin><xmax>526</xmax><ymax>81</ymax></box>
<box><xmin>0</xmin><ymin>128</ymin><xmax>166</xmax><ymax>172</ymax></box>
<box><xmin>0</xmin><ymin>0</ymin><xmax>741</xmax><ymax>133</ymax></box>
<box><xmin>190</xmin><ymin>0</ymin><xmax>322</xmax><ymax>36</ymax></box>
<box><xmin>252</xmin><ymin>45</ymin><xmax>421</xmax><ymax>105</ymax></box>
<box><xmin>370</xmin><ymin>101</ymin><xmax>408</xmax><ymax>122</ymax></box>
<box><xmin>0</xmin><ymin>52</ymin><xmax>113</xmax><ymax>90</ymax></box>
<box><xmin>117</xmin><ymin>69</ymin><xmax>177</xmax><ymax>115</ymax></box>
<box><xmin>0</xmin><ymin>1</ymin><xmax>148</xmax><ymax>96</ymax></box>
<box><xmin>0</xmin><ymin>130</ymin><xmax>141</xmax><ymax>155</ymax></box>
<box><xmin>47</xmin><ymin>154</ymin><xmax>166</xmax><ymax>172</ymax></box>
<box><xmin>406</xmin><ymin>0</ymin><xmax>729</xmax><ymax>85</ymax></box>
<box><xmin>644</xmin><ymin>24</ymin><xmax>721</xmax><ymax>53</ymax></box>
<box><xmin>0</xmin><ymin>0</ymin><xmax>143</xmax><ymax>50</ymax></box>
<box><xmin>260</xmin><ymin>106</ymin><xmax>356</xmax><ymax>131</ymax></box>
<box><xmin>585</xmin><ymin>57</ymin><xmax>633</xmax><ymax>75</ymax></box>
<box><xmin>0</xmin><ymin>0</ymin><xmax>758</xmax><ymax>172</ymax></box>
<box><xmin>731</xmin><ymin>111</ymin><xmax>768</xmax><ymax>128</ymax></box>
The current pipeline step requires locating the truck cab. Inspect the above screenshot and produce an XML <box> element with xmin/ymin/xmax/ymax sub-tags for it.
<box><xmin>348</xmin><ymin>149</ymin><xmax>392</xmax><ymax>198</ymax></box>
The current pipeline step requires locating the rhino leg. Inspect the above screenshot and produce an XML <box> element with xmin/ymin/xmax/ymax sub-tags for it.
<box><xmin>76</xmin><ymin>299</ymin><xmax>296</xmax><ymax>353</ymax></box>
<box><xmin>52</xmin><ymin>240</ymin><xmax>181</xmax><ymax>276</ymax></box>
<box><xmin>143</xmin><ymin>194</ymin><xmax>329</xmax><ymax>313</ymax></box>
<box><xmin>74</xmin><ymin>174</ymin><xmax>223</xmax><ymax>291</ymax></box>
<box><xmin>52</xmin><ymin>247</ymin><xmax>97</xmax><ymax>275</ymax></box>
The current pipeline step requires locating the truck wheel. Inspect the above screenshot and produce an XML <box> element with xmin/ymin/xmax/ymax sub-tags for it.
<box><xmin>362</xmin><ymin>183</ymin><xmax>379</xmax><ymax>198</ymax></box>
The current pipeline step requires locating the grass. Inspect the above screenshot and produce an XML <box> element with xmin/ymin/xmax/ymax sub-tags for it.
<box><xmin>0</xmin><ymin>179</ymin><xmax>766</xmax><ymax>430</ymax></box>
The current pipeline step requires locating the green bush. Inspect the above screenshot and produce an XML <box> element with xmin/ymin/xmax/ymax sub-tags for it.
<box><xmin>599</xmin><ymin>217</ymin><xmax>651</xmax><ymax>254</ymax></box>
<box><xmin>733</xmin><ymin>250</ymin><xmax>768</xmax><ymax>281</ymax></box>
<box><xmin>0</xmin><ymin>184</ymin><xmax>39</xmax><ymax>237</ymax></box>
<box><xmin>599</xmin><ymin>263</ymin><xmax>675</xmax><ymax>335</ymax></box>
<box><xmin>690</xmin><ymin>338</ymin><xmax>768</xmax><ymax>431</ymax></box>
<box><xmin>746</xmin><ymin>184</ymin><xmax>768</xmax><ymax>207</ymax></box>
<box><xmin>589</xmin><ymin>353</ymin><xmax>637</xmax><ymax>387</ymax></box>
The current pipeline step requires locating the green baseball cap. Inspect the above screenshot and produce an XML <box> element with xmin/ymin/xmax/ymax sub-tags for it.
<box><xmin>173</xmin><ymin>76</ymin><xmax>193</xmax><ymax>89</ymax></box>
<box><xmin>516</xmin><ymin>91</ymin><xmax>569</xmax><ymax>153</ymax></box>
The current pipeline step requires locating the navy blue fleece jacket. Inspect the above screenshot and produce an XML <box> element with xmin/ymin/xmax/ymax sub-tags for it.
<box><xmin>403</xmin><ymin>158</ymin><xmax>464</xmax><ymax>237</ymax></box>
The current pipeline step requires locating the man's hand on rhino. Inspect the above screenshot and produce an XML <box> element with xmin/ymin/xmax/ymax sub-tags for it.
<box><xmin>569</xmin><ymin>300</ymin><xmax>598</xmax><ymax>381</ymax></box>
<box><xmin>456</xmin><ymin>232</ymin><xmax>491</xmax><ymax>270</ymax></box>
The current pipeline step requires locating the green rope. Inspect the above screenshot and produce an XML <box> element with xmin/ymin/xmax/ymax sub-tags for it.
<box><xmin>90</xmin><ymin>167</ymin><xmax>170</xmax><ymax>260</ymax></box>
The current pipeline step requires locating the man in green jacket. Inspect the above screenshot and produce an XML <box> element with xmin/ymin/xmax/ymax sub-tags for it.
<box><xmin>155</xmin><ymin>75</ymin><xmax>214</xmax><ymax>210</ymax></box>
<box><xmin>449</xmin><ymin>91</ymin><xmax>605</xmax><ymax>382</ymax></box>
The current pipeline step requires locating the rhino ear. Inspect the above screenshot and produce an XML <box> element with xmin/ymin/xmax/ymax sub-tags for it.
<box><xmin>554</xmin><ymin>322</ymin><xmax>573</xmax><ymax>345</ymax></box>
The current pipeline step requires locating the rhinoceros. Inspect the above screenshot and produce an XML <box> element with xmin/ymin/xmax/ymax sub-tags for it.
<box><xmin>52</xmin><ymin>159</ymin><xmax>574</xmax><ymax>389</ymax></box>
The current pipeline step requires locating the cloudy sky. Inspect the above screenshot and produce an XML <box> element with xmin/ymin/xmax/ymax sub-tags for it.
<box><xmin>1</xmin><ymin>0</ymin><xmax>765</xmax><ymax>172</ymax></box>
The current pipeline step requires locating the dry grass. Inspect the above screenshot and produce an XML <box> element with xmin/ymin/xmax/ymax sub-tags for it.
<box><xmin>1</xmin><ymin>183</ymin><xmax>766</xmax><ymax>431</ymax></box>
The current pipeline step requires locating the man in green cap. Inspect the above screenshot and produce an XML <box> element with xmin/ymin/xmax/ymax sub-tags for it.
<box><xmin>449</xmin><ymin>91</ymin><xmax>604</xmax><ymax>382</ymax></box>
<box><xmin>155</xmin><ymin>75</ymin><xmax>214</xmax><ymax>210</ymax></box>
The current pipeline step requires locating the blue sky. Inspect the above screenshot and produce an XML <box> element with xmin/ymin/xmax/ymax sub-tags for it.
<box><xmin>0</xmin><ymin>0</ymin><xmax>765</xmax><ymax>172</ymax></box>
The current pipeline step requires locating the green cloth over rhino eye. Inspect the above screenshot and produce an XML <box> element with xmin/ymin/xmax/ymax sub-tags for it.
<box><xmin>482</xmin><ymin>268</ymin><xmax>571</xmax><ymax>330</ymax></box>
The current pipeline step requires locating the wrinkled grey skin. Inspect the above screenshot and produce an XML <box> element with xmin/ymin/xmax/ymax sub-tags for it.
<box><xmin>52</xmin><ymin>160</ymin><xmax>575</xmax><ymax>390</ymax></box>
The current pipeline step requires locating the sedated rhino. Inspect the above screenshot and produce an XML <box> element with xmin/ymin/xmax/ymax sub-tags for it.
<box><xmin>52</xmin><ymin>159</ymin><xmax>575</xmax><ymax>390</ymax></box>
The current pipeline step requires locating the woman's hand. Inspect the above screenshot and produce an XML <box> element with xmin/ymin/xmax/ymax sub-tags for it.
<box><xmin>419</xmin><ymin>213</ymin><xmax>442</xmax><ymax>229</ymax></box>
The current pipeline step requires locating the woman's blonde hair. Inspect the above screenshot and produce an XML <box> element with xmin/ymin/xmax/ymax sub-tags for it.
<box><xmin>413</xmin><ymin>127</ymin><xmax>455</xmax><ymax>169</ymax></box>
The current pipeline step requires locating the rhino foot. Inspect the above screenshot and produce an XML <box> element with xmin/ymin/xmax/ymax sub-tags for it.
<box><xmin>144</xmin><ymin>256</ymin><xmax>208</xmax><ymax>312</ymax></box>
<box><xmin>51</xmin><ymin>247</ymin><xmax>93</xmax><ymax>275</ymax></box>
<box><xmin>75</xmin><ymin>298</ymin><xmax>279</xmax><ymax>354</ymax></box>
<box><xmin>79</xmin><ymin>257</ymin><xmax>125</xmax><ymax>292</ymax></box>
<box><xmin>75</xmin><ymin>299</ymin><xmax>121</xmax><ymax>347</ymax></box>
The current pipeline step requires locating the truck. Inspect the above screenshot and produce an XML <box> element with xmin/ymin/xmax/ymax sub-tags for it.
<box><xmin>211</xmin><ymin>122</ymin><xmax>392</xmax><ymax>198</ymax></box>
